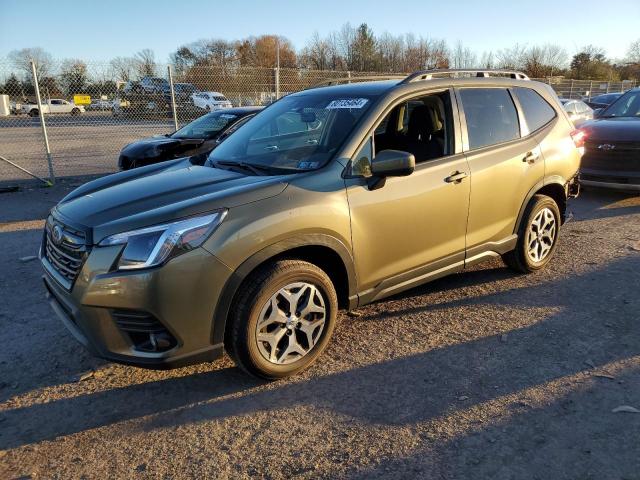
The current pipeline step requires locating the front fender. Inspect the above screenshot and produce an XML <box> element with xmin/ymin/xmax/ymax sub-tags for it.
<box><xmin>210</xmin><ymin>233</ymin><xmax>357</xmax><ymax>346</ymax></box>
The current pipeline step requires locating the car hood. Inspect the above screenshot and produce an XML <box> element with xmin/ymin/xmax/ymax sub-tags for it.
<box><xmin>581</xmin><ymin>117</ymin><xmax>640</xmax><ymax>142</ymax></box>
<box><xmin>121</xmin><ymin>136</ymin><xmax>205</xmax><ymax>156</ymax></box>
<box><xmin>54</xmin><ymin>159</ymin><xmax>289</xmax><ymax>243</ymax></box>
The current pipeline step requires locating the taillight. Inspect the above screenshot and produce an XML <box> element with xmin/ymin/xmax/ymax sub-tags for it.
<box><xmin>570</xmin><ymin>129</ymin><xmax>587</xmax><ymax>148</ymax></box>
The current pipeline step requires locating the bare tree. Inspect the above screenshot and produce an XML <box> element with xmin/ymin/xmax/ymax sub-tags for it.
<box><xmin>59</xmin><ymin>59</ymin><xmax>88</xmax><ymax>95</ymax></box>
<box><xmin>8</xmin><ymin>47</ymin><xmax>53</xmax><ymax>80</ymax></box>
<box><xmin>479</xmin><ymin>51</ymin><xmax>495</xmax><ymax>69</ymax></box>
<box><xmin>627</xmin><ymin>39</ymin><xmax>640</xmax><ymax>64</ymax></box>
<box><xmin>300</xmin><ymin>31</ymin><xmax>332</xmax><ymax>70</ymax></box>
<box><xmin>450</xmin><ymin>41</ymin><xmax>477</xmax><ymax>69</ymax></box>
<box><xmin>135</xmin><ymin>49</ymin><xmax>156</xmax><ymax>77</ymax></box>
<box><xmin>495</xmin><ymin>44</ymin><xmax>527</xmax><ymax>70</ymax></box>
<box><xmin>110</xmin><ymin>56</ymin><xmax>137</xmax><ymax>81</ymax></box>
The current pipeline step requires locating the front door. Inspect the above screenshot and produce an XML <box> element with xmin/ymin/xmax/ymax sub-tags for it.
<box><xmin>345</xmin><ymin>90</ymin><xmax>470</xmax><ymax>301</ymax></box>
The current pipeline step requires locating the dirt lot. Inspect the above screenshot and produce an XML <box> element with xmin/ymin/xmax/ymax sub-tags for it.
<box><xmin>0</xmin><ymin>181</ymin><xmax>639</xmax><ymax>479</ymax></box>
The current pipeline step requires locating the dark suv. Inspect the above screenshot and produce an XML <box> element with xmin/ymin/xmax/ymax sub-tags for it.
<box><xmin>41</xmin><ymin>70</ymin><xmax>581</xmax><ymax>379</ymax></box>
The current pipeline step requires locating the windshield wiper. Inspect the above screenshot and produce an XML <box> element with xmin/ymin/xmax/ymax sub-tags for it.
<box><xmin>213</xmin><ymin>160</ymin><xmax>275</xmax><ymax>176</ymax></box>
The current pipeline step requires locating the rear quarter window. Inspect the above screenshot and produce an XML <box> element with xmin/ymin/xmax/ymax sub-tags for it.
<box><xmin>459</xmin><ymin>88</ymin><xmax>520</xmax><ymax>150</ymax></box>
<box><xmin>513</xmin><ymin>87</ymin><xmax>556</xmax><ymax>133</ymax></box>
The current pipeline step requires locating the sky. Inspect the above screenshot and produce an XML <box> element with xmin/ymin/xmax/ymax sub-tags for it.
<box><xmin>1</xmin><ymin>0</ymin><xmax>639</xmax><ymax>63</ymax></box>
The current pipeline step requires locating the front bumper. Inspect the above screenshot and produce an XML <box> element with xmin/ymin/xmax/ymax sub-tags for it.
<box><xmin>41</xmin><ymin>245</ymin><xmax>233</xmax><ymax>369</ymax></box>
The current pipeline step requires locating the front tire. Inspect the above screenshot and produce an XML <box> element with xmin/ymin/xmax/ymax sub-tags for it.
<box><xmin>71</xmin><ymin>107</ymin><xmax>80</xmax><ymax>115</ymax></box>
<box><xmin>29</xmin><ymin>109</ymin><xmax>39</xmax><ymax>117</ymax></box>
<box><xmin>503</xmin><ymin>194</ymin><xmax>561</xmax><ymax>273</ymax></box>
<box><xmin>226</xmin><ymin>260</ymin><xmax>338</xmax><ymax>379</ymax></box>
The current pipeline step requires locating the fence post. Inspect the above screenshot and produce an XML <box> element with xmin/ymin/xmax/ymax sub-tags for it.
<box><xmin>31</xmin><ymin>60</ymin><xmax>55</xmax><ymax>185</ymax></box>
<box><xmin>589</xmin><ymin>81</ymin><xmax>593</xmax><ymax>100</ymax></box>
<box><xmin>569</xmin><ymin>80</ymin><xmax>574</xmax><ymax>99</ymax></box>
<box><xmin>274</xmin><ymin>67</ymin><xmax>280</xmax><ymax>100</ymax></box>
<box><xmin>167</xmin><ymin>65</ymin><xmax>178</xmax><ymax>131</ymax></box>
<box><xmin>347</xmin><ymin>71</ymin><xmax>352</xmax><ymax>83</ymax></box>
<box><xmin>605</xmin><ymin>82</ymin><xmax>610</xmax><ymax>94</ymax></box>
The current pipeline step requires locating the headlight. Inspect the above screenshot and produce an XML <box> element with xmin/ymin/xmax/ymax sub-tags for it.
<box><xmin>98</xmin><ymin>211</ymin><xmax>227</xmax><ymax>270</ymax></box>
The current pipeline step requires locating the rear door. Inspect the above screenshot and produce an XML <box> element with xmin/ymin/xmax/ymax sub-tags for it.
<box><xmin>457</xmin><ymin>87</ymin><xmax>543</xmax><ymax>256</ymax></box>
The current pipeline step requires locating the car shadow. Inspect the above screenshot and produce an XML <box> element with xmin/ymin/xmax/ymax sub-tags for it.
<box><xmin>570</xmin><ymin>188</ymin><xmax>640</xmax><ymax>223</ymax></box>
<box><xmin>346</xmin><ymin>362</ymin><xmax>640</xmax><ymax>479</ymax></box>
<box><xmin>1</xmin><ymin>255</ymin><xmax>637</xmax><ymax>451</ymax></box>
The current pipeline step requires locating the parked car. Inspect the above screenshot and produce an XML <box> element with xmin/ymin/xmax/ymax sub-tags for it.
<box><xmin>87</xmin><ymin>99</ymin><xmax>113</xmax><ymax>111</ymax></box>
<box><xmin>191</xmin><ymin>91</ymin><xmax>233</xmax><ymax>111</ymax></box>
<box><xmin>122</xmin><ymin>81</ymin><xmax>141</xmax><ymax>95</ymax></box>
<box><xmin>585</xmin><ymin>92</ymin><xmax>623</xmax><ymax>110</ymax></box>
<box><xmin>139</xmin><ymin>76</ymin><xmax>169</xmax><ymax>94</ymax></box>
<box><xmin>162</xmin><ymin>82</ymin><xmax>197</xmax><ymax>103</ymax></box>
<box><xmin>40</xmin><ymin>69</ymin><xmax>581</xmax><ymax>379</ymax></box>
<box><xmin>578</xmin><ymin>88</ymin><xmax>640</xmax><ymax>191</ymax></box>
<box><xmin>559</xmin><ymin>98</ymin><xmax>593</xmax><ymax>126</ymax></box>
<box><xmin>22</xmin><ymin>99</ymin><xmax>85</xmax><ymax>117</ymax></box>
<box><xmin>119</xmin><ymin>106</ymin><xmax>262</xmax><ymax>170</ymax></box>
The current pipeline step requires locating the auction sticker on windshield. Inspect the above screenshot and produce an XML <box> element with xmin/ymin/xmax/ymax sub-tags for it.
<box><xmin>326</xmin><ymin>98</ymin><xmax>369</xmax><ymax>109</ymax></box>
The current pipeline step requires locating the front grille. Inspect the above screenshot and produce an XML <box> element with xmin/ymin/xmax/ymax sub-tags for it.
<box><xmin>43</xmin><ymin>216</ymin><xmax>88</xmax><ymax>289</ymax></box>
<box><xmin>583</xmin><ymin>140</ymin><xmax>640</xmax><ymax>172</ymax></box>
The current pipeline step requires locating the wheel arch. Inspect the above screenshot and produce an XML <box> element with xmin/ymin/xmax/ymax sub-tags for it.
<box><xmin>514</xmin><ymin>179</ymin><xmax>567</xmax><ymax>234</ymax></box>
<box><xmin>211</xmin><ymin>234</ymin><xmax>357</xmax><ymax>346</ymax></box>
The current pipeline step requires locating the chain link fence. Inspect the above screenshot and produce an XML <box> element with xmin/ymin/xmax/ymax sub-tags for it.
<box><xmin>0</xmin><ymin>59</ymin><xmax>637</xmax><ymax>184</ymax></box>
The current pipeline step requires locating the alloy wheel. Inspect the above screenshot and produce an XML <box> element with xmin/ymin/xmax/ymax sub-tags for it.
<box><xmin>526</xmin><ymin>207</ymin><xmax>557</xmax><ymax>263</ymax></box>
<box><xmin>255</xmin><ymin>282</ymin><xmax>327</xmax><ymax>365</ymax></box>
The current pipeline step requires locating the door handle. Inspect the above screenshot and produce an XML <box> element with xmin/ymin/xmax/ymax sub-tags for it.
<box><xmin>444</xmin><ymin>171</ymin><xmax>468</xmax><ymax>183</ymax></box>
<box><xmin>264</xmin><ymin>145</ymin><xmax>279</xmax><ymax>151</ymax></box>
<box><xmin>523</xmin><ymin>151</ymin><xmax>539</xmax><ymax>164</ymax></box>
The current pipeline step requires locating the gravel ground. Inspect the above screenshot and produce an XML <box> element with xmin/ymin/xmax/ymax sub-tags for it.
<box><xmin>0</xmin><ymin>181</ymin><xmax>639</xmax><ymax>479</ymax></box>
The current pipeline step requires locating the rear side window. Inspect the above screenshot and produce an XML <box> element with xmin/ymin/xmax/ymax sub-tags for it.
<box><xmin>513</xmin><ymin>87</ymin><xmax>556</xmax><ymax>133</ymax></box>
<box><xmin>459</xmin><ymin>88</ymin><xmax>520</xmax><ymax>150</ymax></box>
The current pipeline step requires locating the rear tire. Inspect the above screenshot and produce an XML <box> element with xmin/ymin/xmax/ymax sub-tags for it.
<box><xmin>502</xmin><ymin>194</ymin><xmax>561</xmax><ymax>273</ymax></box>
<box><xmin>71</xmin><ymin>107</ymin><xmax>80</xmax><ymax>116</ymax></box>
<box><xmin>226</xmin><ymin>260</ymin><xmax>338</xmax><ymax>379</ymax></box>
<box><xmin>29</xmin><ymin>109</ymin><xmax>39</xmax><ymax>117</ymax></box>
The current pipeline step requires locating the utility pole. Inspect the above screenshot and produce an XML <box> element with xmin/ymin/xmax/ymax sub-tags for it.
<box><xmin>275</xmin><ymin>37</ymin><xmax>280</xmax><ymax>100</ymax></box>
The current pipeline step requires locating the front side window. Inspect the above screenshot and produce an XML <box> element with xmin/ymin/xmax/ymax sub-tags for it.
<box><xmin>459</xmin><ymin>88</ymin><xmax>520</xmax><ymax>150</ymax></box>
<box><xmin>351</xmin><ymin>91</ymin><xmax>454</xmax><ymax>176</ymax></box>
<box><xmin>513</xmin><ymin>87</ymin><xmax>556</xmax><ymax>132</ymax></box>
<box><xmin>209</xmin><ymin>93</ymin><xmax>376</xmax><ymax>172</ymax></box>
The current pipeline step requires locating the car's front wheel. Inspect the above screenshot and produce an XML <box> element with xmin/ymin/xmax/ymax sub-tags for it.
<box><xmin>227</xmin><ymin>260</ymin><xmax>338</xmax><ymax>379</ymax></box>
<box><xmin>503</xmin><ymin>194</ymin><xmax>561</xmax><ymax>273</ymax></box>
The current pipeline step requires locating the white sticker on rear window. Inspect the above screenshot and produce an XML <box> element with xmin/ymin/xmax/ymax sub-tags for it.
<box><xmin>326</xmin><ymin>98</ymin><xmax>369</xmax><ymax>109</ymax></box>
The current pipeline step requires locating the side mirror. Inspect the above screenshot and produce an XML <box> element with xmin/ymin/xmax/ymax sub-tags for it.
<box><xmin>371</xmin><ymin>149</ymin><xmax>415</xmax><ymax>177</ymax></box>
<box><xmin>368</xmin><ymin>149</ymin><xmax>415</xmax><ymax>190</ymax></box>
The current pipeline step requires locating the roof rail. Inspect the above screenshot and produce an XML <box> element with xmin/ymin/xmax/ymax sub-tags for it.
<box><xmin>310</xmin><ymin>75</ymin><xmax>405</xmax><ymax>88</ymax></box>
<box><xmin>401</xmin><ymin>69</ymin><xmax>530</xmax><ymax>84</ymax></box>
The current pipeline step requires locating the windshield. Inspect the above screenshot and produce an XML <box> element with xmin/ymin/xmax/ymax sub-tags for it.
<box><xmin>171</xmin><ymin>111</ymin><xmax>239</xmax><ymax>140</ymax></box>
<box><xmin>207</xmin><ymin>93</ymin><xmax>376</xmax><ymax>172</ymax></box>
<box><xmin>601</xmin><ymin>91</ymin><xmax>640</xmax><ymax>118</ymax></box>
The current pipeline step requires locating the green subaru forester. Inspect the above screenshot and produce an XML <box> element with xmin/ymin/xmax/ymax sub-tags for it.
<box><xmin>41</xmin><ymin>70</ymin><xmax>581</xmax><ymax>378</ymax></box>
